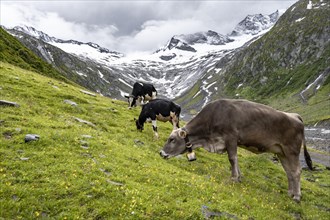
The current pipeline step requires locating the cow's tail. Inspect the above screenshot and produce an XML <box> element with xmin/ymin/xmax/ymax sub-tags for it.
<box><xmin>303</xmin><ymin>138</ymin><xmax>313</xmax><ymax>170</ymax></box>
<box><xmin>295</xmin><ymin>114</ymin><xmax>313</xmax><ymax>170</ymax></box>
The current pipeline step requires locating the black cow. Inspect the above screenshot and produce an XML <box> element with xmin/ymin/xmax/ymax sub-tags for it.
<box><xmin>125</xmin><ymin>82</ymin><xmax>157</xmax><ymax>108</ymax></box>
<box><xmin>160</xmin><ymin>99</ymin><xmax>313</xmax><ymax>202</ymax></box>
<box><xmin>135</xmin><ymin>99</ymin><xmax>181</xmax><ymax>139</ymax></box>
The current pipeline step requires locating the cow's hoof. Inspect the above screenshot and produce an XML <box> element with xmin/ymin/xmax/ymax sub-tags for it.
<box><xmin>231</xmin><ymin>177</ymin><xmax>241</xmax><ymax>182</ymax></box>
<box><xmin>293</xmin><ymin>195</ymin><xmax>301</xmax><ymax>203</ymax></box>
<box><xmin>288</xmin><ymin>190</ymin><xmax>301</xmax><ymax>202</ymax></box>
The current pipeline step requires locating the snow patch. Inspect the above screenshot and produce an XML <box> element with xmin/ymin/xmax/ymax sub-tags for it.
<box><xmin>321</xmin><ymin>129</ymin><xmax>330</xmax><ymax>134</ymax></box>
<box><xmin>120</xmin><ymin>90</ymin><xmax>129</xmax><ymax>98</ymax></box>
<box><xmin>76</xmin><ymin>71</ymin><xmax>87</xmax><ymax>77</ymax></box>
<box><xmin>193</xmin><ymin>90</ymin><xmax>201</xmax><ymax>99</ymax></box>
<box><xmin>49</xmin><ymin>41</ymin><xmax>121</xmax><ymax>65</ymax></box>
<box><xmin>118</xmin><ymin>78</ymin><xmax>132</xmax><ymax>88</ymax></box>
<box><xmin>214</xmin><ymin>68</ymin><xmax>222</xmax><ymax>74</ymax></box>
<box><xmin>307</xmin><ymin>1</ymin><xmax>313</xmax><ymax>9</ymax></box>
<box><xmin>98</xmin><ymin>70</ymin><xmax>104</xmax><ymax>78</ymax></box>
<box><xmin>295</xmin><ymin>17</ymin><xmax>305</xmax><ymax>22</ymax></box>
<box><xmin>300</xmin><ymin>73</ymin><xmax>326</xmax><ymax>102</ymax></box>
<box><xmin>206</xmin><ymin>81</ymin><xmax>217</xmax><ymax>90</ymax></box>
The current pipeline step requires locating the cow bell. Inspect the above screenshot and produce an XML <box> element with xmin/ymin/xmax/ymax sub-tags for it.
<box><xmin>187</xmin><ymin>151</ymin><xmax>196</xmax><ymax>161</ymax></box>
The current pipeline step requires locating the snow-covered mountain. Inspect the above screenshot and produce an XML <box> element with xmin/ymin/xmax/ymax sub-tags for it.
<box><xmin>230</xmin><ymin>10</ymin><xmax>280</xmax><ymax>36</ymax></box>
<box><xmin>12</xmin><ymin>26</ymin><xmax>57</xmax><ymax>42</ymax></box>
<box><xmin>104</xmin><ymin>12</ymin><xmax>279</xmax><ymax>103</ymax></box>
<box><xmin>156</xmin><ymin>30</ymin><xmax>234</xmax><ymax>54</ymax></box>
<box><xmin>12</xmin><ymin>26</ymin><xmax>124</xmax><ymax>65</ymax></box>
<box><xmin>5</xmin><ymin>10</ymin><xmax>282</xmax><ymax>116</ymax></box>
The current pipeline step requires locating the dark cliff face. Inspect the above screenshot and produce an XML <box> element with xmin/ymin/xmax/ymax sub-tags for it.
<box><xmin>176</xmin><ymin>30</ymin><xmax>233</xmax><ymax>46</ymax></box>
<box><xmin>161</xmin><ymin>30</ymin><xmax>235</xmax><ymax>54</ymax></box>
<box><xmin>167</xmin><ymin>37</ymin><xmax>197</xmax><ymax>52</ymax></box>
<box><xmin>204</xmin><ymin>30</ymin><xmax>234</xmax><ymax>45</ymax></box>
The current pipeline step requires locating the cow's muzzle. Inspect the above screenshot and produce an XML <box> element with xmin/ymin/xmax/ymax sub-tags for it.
<box><xmin>159</xmin><ymin>150</ymin><xmax>169</xmax><ymax>159</ymax></box>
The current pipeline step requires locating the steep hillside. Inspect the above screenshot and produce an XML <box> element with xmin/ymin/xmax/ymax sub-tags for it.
<box><xmin>178</xmin><ymin>0</ymin><xmax>329</xmax><ymax>123</ymax></box>
<box><xmin>1</xmin><ymin>62</ymin><xmax>329</xmax><ymax>219</ymax></box>
<box><xmin>223</xmin><ymin>0</ymin><xmax>329</xmax><ymax>100</ymax></box>
<box><xmin>0</xmin><ymin>27</ymin><xmax>69</xmax><ymax>84</ymax></box>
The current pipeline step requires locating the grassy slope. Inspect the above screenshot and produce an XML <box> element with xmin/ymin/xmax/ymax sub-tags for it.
<box><xmin>267</xmin><ymin>86</ymin><xmax>330</xmax><ymax>125</ymax></box>
<box><xmin>0</xmin><ymin>62</ymin><xmax>329</xmax><ymax>219</ymax></box>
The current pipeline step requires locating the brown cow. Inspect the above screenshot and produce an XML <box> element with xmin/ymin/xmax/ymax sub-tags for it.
<box><xmin>160</xmin><ymin>99</ymin><xmax>313</xmax><ymax>202</ymax></box>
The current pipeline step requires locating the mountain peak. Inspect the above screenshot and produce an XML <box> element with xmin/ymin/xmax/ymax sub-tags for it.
<box><xmin>174</xmin><ymin>30</ymin><xmax>233</xmax><ymax>46</ymax></box>
<box><xmin>230</xmin><ymin>10</ymin><xmax>280</xmax><ymax>36</ymax></box>
<box><xmin>167</xmin><ymin>36</ymin><xmax>197</xmax><ymax>52</ymax></box>
<box><xmin>9</xmin><ymin>25</ymin><xmax>123</xmax><ymax>58</ymax></box>
<box><xmin>158</xmin><ymin>30</ymin><xmax>234</xmax><ymax>55</ymax></box>
<box><xmin>13</xmin><ymin>25</ymin><xmax>56</xmax><ymax>42</ymax></box>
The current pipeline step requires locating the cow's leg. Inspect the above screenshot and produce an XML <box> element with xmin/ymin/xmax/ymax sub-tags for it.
<box><xmin>151</xmin><ymin>117</ymin><xmax>159</xmax><ymax>139</ymax></box>
<box><xmin>151</xmin><ymin>91</ymin><xmax>157</xmax><ymax>99</ymax></box>
<box><xmin>226</xmin><ymin>139</ymin><xmax>241</xmax><ymax>182</ymax></box>
<box><xmin>136</xmin><ymin>96</ymin><xmax>142</xmax><ymax>106</ymax></box>
<box><xmin>278</xmin><ymin>154</ymin><xmax>301</xmax><ymax>202</ymax></box>
<box><xmin>141</xmin><ymin>96</ymin><xmax>145</xmax><ymax>104</ymax></box>
<box><xmin>174</xmin><ymin>115</ymin><xmax>180</xmax><ymax>129</ymax></box>
<box><xmin>170</xmin><ymin>112</ymin><xmax>179</xmax><ymax>130</ymax></box>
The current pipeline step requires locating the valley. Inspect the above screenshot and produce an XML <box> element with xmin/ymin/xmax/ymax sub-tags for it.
<box><xmin>4</xmin><ymin>11</ymin><xmax>281</xmax><ymax>103</ymax></box>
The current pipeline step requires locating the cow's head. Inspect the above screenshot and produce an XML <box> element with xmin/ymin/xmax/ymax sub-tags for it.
<box><xmin>135</xmin><ymin>119</ymin><xmax>144</xmax><ymax>131</ymax></box>
<box><xmin>160</xmin><ymin>128</ymin><xmax>196</xmax><ymax>161</ymax></box>
<box><xmin>125</xmin><ymin>95</ymin><xmax>137</xmax><ymax>108</ymax></box>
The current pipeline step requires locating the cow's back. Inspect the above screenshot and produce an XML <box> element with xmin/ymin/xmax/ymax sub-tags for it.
<box><xmin>189</xmin><ymin>99</ymin><xmax>304</xmax><ymax>153</ymax></box>
<box><xmin>145</xmin><ymin>99</ymin><xmax>180</xmax><ymax>116</ymax></box>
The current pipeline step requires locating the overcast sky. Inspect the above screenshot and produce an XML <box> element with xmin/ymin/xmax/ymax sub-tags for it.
<box><xmin>1</xmin><ymin>0</ymin><xmax>297</xmax><ymax>54</ymax></box>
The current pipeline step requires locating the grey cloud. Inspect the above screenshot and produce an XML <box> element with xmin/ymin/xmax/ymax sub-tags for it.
<box><xmin>24</xmin><ymin>1</ymin><xmax>206</xmax><ymax>36</ymax></box>
<box><xmin>1</xmin><ymin>1</ymin><xmax>297</xmax><ymax>54</ymax></box>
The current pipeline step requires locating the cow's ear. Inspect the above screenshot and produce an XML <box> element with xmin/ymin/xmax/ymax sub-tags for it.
<box><xmin>124</xmin><ymin>95</ymin><xmax>129</xmax><ymax>99</ymax></box>
<box><xmin>178</xmin><ymin>129</ymin><xmax>186</xmax><ymax>139</ymax></box>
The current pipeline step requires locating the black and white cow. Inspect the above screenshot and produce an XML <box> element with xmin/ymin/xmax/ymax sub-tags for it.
<box><xmin>125</xmin><ymin>82</ymin><xmax>157</xmax><ymax>108</ymax></box>
<box><xmin>135</xmin><ymin>99</ymin><xmax>181</xmax><ymax>139</ymax></box>
<box><xmin>160</xmin><ymin>99</ymin><xmax>313</xmax><ymax>202</ymax></box>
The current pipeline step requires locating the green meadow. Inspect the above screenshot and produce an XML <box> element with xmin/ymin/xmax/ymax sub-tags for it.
<box><xmin>1</xmin><ymin>62</ymin><xmax>329</xmax><ymax>219</ymax></box>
